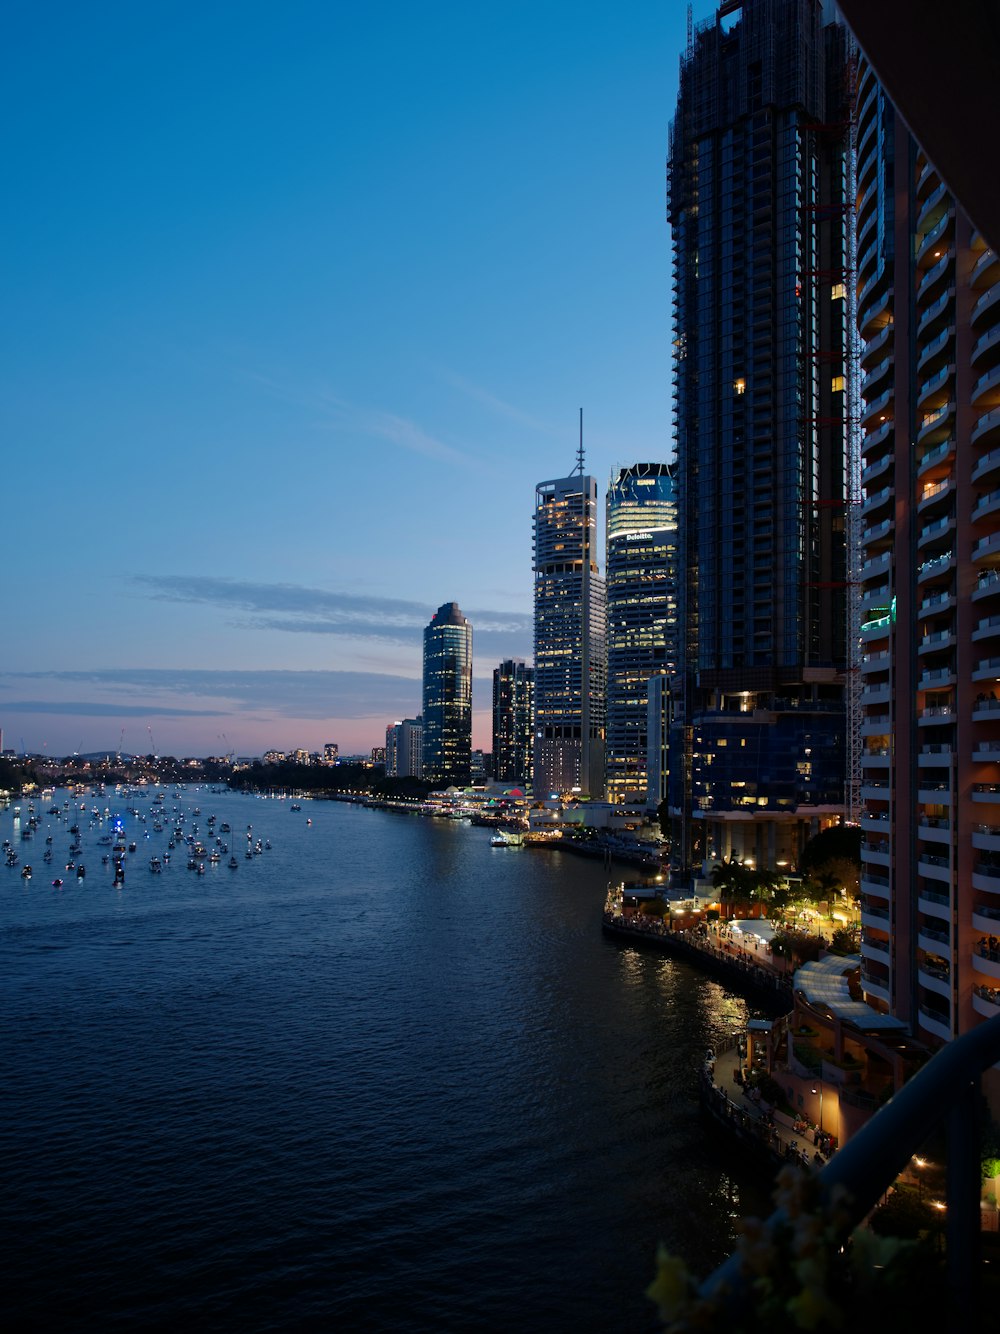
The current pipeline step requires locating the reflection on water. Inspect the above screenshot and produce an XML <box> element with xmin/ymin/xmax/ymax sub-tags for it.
<box><xmin>1</xmin><ymin>789</ymin><xmax>768</xmax><ymax>1330</ymax></box>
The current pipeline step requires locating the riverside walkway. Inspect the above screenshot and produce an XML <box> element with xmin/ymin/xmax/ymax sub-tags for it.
<box><xmin>601</xmin><ymin>909</ymin><xmax>794</xmax><ymax>1013</ymax></box>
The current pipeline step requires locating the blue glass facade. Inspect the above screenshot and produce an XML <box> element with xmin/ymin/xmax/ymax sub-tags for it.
<box><xmin>422</xmin><ymin>602</ymin><xmax>472</xmax><ymax>785</ymax></box>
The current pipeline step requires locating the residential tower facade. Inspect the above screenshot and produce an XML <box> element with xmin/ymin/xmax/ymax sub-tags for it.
<box><xmin>421</xmin><ymin>603</ymin><xmax>472</xmax><ymax>785</ymax></box>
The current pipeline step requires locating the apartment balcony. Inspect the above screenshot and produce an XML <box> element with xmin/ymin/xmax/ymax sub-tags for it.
<box><xmin>917</xmin><ymin>406</ymin><xmax>955</xmax><ymax>451</ymax></box>
<box><xmin>914</xmin><ymin>156</ymin><xmax>938</xmax><ymax>200</ymax></box>
<box><xmin>862</xmin><ymin>969</ymin><xmax>891</xmax><ymax>1005</ymax></box>
<box><xmin>859</xmin><ymin>285</ymin><xmax>894</xmax><ymax>340</ymax></box>
<box><xmin>974</xmin><ymin>570</ymin><xmax>1000</xmax><ymax>602</ymax></box>
<box><xmin>861</xmin><ymin>584</ymin><xmax>892</xmax><ymax>618</ymax></box>
<box><xmin>861</xmin><ymin>750</ymin><xmax>890</xmax><ymax>768</ymax></box>
<box><xmin>918</xmin><ymin>590</ymin><xmax>956</xmax><ymax>618</ymax></box>
<box><xmin>973</xmin><ymin>989</ymin><xmax>1000</xmax><ymax>1019</ymax></box>
<box><xmin>917</xmin><ymin>251</ymin><xmax>955</xmax><ymax>307</ymax></box>
<box><xmin>919</xmin><ymin>631</ymin><xmax>956</xmax><ymax>658</ymax></box>
<box><xmin>917</xmin><ymin>363</ymin><xmax>954</xmax><ymax>412</ymax></box>
<box><xmin>917</xmin><ymin>1005</ymin><xmax>953</xmax><ymax>1041</ymax></box>
<box><xmin>858</xmin><ymin>261</ymin><xmax>891</xmax><ymax>316</ymax></box>
<box><xmin>861</xmin><ymin>647</ymin><xmax>891</xmax><ymax>675</ymax></box>
<box><xmin>918</xmin><ymin>477</ymin><xmax>954</xmax><ymax>514</ymax></box>
<box><xmin>860</xmin><ymin>355</ymin><xmax>894</xmax><ymax>402</ymax></box>
<box><xmin>916</xmin><ymin>179</ymin><xmax>949</xmax><ymax>233</ymax></box>
<box><xmin>857</xmin><ymin>194</ymin><xmax>879</xmax><ymax>253</ymax></box>
<box><xmin>973</xmin><ymin>784</ymin><xmax>1000</xmax><ymax>803</ymax></box>
<box><xmin>862</xmin><ymin>839</ymin><xmax>891</xmax><ymax>865</ymax></box>
<box><xmin>917</xmin><ymin>782</ymin><xmax>952</xmax><ymax>805</ymax></box>
<box><xmin>861</xmin><ymin>517</ymin><xmax>894</xmax><ymax>550</ymax></box>
<box><xmin>860</xmin><ymin>549</ymin><xmax>891</xmax><ymax>579</ymax></box>
<box><xmin>973</xmin><ymin>700</ymin><xmax>1000</xmax><ymax>722</ymax></box>
<box><xmin>918</xmin><ymin>887</ymin><xmax>951</xmax><ymax>918</ymax></box>
<box><xmin>861</xmin><ymin>484</ymin><xmax>893</xmax><ymax>520</ymax></box>
<box><xmin>861</xmin><ymin>890</ymin><xmax>891</xmax><ymax>922</ymax></box>
<box><xmin>973</xmin><ymin>486</ymin><xmax>1000</xmax><ymax>522</ymax></box>
<box><xmin>918</xmin><ymin>965</ymin><xmax>952</xmax><ymax>999</ymax></box>
<box><xmin>861</xmin><ymin>389</ymin><xmax>893</xmax><ymax>431</ymax></box>
<box><xmin>917</xmin><ymin>851</ymin><xmax>952</xmax><ymax>884</ymax></box>
<box><xmin>860</xmin><ymin>778</ymin><xmax>890</xmax><ymax>801</ymax></box>
<box><xmin>860</xmin><ymin>811</ymin><xmax>891</xmax><ymax>832</ymax></box>
<box><xmin>917</xmin><ymin>325</ymin><xmax>952</xmax><ymax>377</ymax></box>
<box><xmin>973</xmin><ymin>949</ymin><xmax>1000</xmax><ymax>981</ymax></box>
<box><xmin>974</xmin><ymin>742</ymin><xmax>1000</xmax><ymax>762</ymax></box>
<box><xmin>918</xmin><ymin>923</ymin><xmax>952</xmax><ymax>959</ymax></box>
<box><xmin>861</xmin><ymin>683</ymin><xmax>892</xmax><ymax>707</ymax></box>
<box><xmin>860</xmin><ymin>935</ymin><xmax>890</xmax><ymax>966</ymax></box>
<box><xmin>972</xmin><ymin>364</ymin><xmax>1000</xmax><ymax>411</ymax></box>
<box><xmin>861</xmin><ymin>454</ymin><xmax>892</xmax><ymax>491</ymax></box>
<box><xmin>973</xmin><ymin>824</ymin><xmax>1000</xmax><ymax>853</ymax></box>
<box><xmin>861</xmin><ymin>869</ymin><xmax>891</xmax><ymax>900</ymax></box>
<box><xmin>918</xmin><ymin>745</ymin><xmax>953</xmax><ymax>767</ymax></box>
<box><xmin>972</xmin><ymin>324</ymin><xmax>1000</xmax><ymax>375</ymax></box>
<box><xmin>918</xmin><ymin>704</ymin><xmax>954</xmax><ymax>724</ymax></box>
<box><xmin>917</xmin><ymin>817</ymin><xmax>951</xmax><ymax>844</ymax></box>
<box><xmin>973</xmin><ymin>655</ymin><xmax>1000</xmax><ymax>680</ymax></box>
<box><xmin>917</xmin><ymin>514</ymin><xmax>955</xmax><ymax>551</ymax></box>
<box><xmin>860</xmin><ymin>321</ymin><xmax>894</xmax><ymax>371</ymax></box>
<box><xmin>916</xmin><ymin>209</ymin><xmax>955</xmax><ymax>268</ymax></box>
<box><xmin>860</xmin><ymin>613</ymin><xmax>891</xmax><ymax>644</ymax></box>
<box><xmin>976</xmin><ymin>408</ymin><xmax>1000</xmax><ymax>450</ymax></box>
<box><xmin>973</xmin><ymin>903</ymin><xmax>1000</xmax><ymax>932</ymax></box>
<box><xmin>972</xmin><ymin>281</ymin><xmax>1000</xmax><ymax>333</ymax></box>
<box><xmin>916</xmin><ymin>552</ymin><xmax>955</xmax><ymax>587</ymax></box>
<box><xmin>973</xmin><ymin>532</ymin><xmax>1000</xmax><ymax>564</ymax></box>
<box><xmin>972</xmin><ymin>247</ymin><xmax>999</xmax><ymax>289</ymax></box>
<box><xmin>917</xmin><ymin>665</ymin><xmax>956</xmax><ymax>690</ymax></box>
<box><xmin>972</xmin><ymin>863</ymin><xmax>1000</xmax><ymax>894</ymax></box>
<box><xmin>917</xmin><ymin>288</ymin><xmax>955</xmax><ymax>341</ymax></box>
<box><xmin>861</xmin><ymin>416</ymin><xmax>894</xmax><ymax>459</ymax></box>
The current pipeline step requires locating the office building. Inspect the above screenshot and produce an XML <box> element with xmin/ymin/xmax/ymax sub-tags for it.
<box><xmin>422</xmin><ymin>603</ymin><xmax>473</xmax><ymax>785</ymax></box>
<box><xmin>667</xmin><ymin>0</ymin><xmax>850</xmax><ymax>875</ymax></box>
<box><xmin>385</xmin><ymin>717</ymin><xmax>423</xmax><ymax>779</ymax></box>
<box><xmin>605</xmin><ymin>462</ymin><xmax>678</xmax><ymax>805</ymax></box>
<box><xmin>854</xmin><ymin>54</ymin><xmax>1000</xmax><ymax>1048</ymax></box>
<box><xmin>492</xmin><ymin>658</ymin><xmax>534</xmax><ymax>787</ymax></box>
<box><xmin>322</xmin><ymin>742</ymin><xmax>339</xmax><ymax>766</ymax></box>
<box><xmin>533</xmin><ymin>468</ymin><xmax>606</xmax><ymax>798</ymax></box>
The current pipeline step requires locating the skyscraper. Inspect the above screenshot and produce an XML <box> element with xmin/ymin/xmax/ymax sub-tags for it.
<box><xmin>492</xmin><ymin>659</ymin><xmax>534</xmax><ymax>787</ymax></box>
<box><xmin>533</xmin><ymin>466</ymin><xmax>606</xmax><ymax>798</ymax></box>
<box><xmin>421</xmin><ymin>603</ymin><xmax>472</xmax><ymax>785</ymax></box>
<box><xmin>385</xmin><ymin>717</ymin><xmax>423</xmax><ymax>779</ymax></box>
<box><xmin>605</xmin><ymin>462</ymin><xmax>678</xmax><ymax>805</ymax></box>
<box><xmin>667</xmin><ymin>0</ymin><xmax>850</xmax><ymax>875</ymax></box>
<box><xmin>854</xmin><ymin>52</ymin><xmax>1000</xmax><ymax>1052</ymax></box>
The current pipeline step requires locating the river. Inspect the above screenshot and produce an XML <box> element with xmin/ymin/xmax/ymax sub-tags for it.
<box><xmin>1</xmin><ymin>786</ymin><xmax>765</xmax><ymax>1330</ymax></box>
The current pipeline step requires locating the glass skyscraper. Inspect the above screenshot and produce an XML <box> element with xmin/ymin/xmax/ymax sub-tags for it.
<box><xmin>667</xmin><ymin>0</ymin><xmax>850</xmax><ymax>876</ymax></box>
<box><xmin>421</xmin><ymin>602</ymin><xmax>472</xmax><ymax>786</ymax></box>
<box><xmin>492</xmin><ymin>659</ymin><xmax>533</xmax><ymax>787</ymax></box>
<box><xmin>533</xmin><ymin>471</ymin><xmax>606</xmax><ymax>798</ymax></box>
<box><xmin>605</xmin><ymin>462</ymin><xmax>678</xmax><ymax>806</ymax></box>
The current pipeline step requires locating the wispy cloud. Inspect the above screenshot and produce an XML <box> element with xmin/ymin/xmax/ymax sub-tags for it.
<box><xmin>130</xmin><ymin>575</ymin><xmax>531</xmax><ymax>653</ymax></box>
<box><xmin>438</xmin><ymin>367</ymin><xmax>560</xmax><ymax>437</ymax></box>
<box><xmin>0</xmin><ymin>699</ymin><xmax>219</xmax><ymax>718</ymax></box>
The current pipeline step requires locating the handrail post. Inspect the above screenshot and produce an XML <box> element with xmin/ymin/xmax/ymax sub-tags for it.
<box><xmin>946</xmin><ymin>1074</ymin><xmax>982</xmax><ymax>1324</ymax></box>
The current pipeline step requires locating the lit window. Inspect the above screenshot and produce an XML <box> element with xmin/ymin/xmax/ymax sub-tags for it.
<box><xmin>831</xmin><ymin>375</ymin><xmax>845</xmax><ymax>393</ymax></box>
<box><xmin>831</xmin><ymin>282</ymin><xmax>846</xmax><ymax>300</ymax></box>
<box><xmin>734</xmin><ymin>377</ymin><xmax>746</xmax><ymax>395</ymax></box>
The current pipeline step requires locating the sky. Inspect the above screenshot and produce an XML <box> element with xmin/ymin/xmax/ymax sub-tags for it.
<box><xmin>2</xmin><ymin>0</ymin><xmax>706</xmax><ymax>759</ymax></box>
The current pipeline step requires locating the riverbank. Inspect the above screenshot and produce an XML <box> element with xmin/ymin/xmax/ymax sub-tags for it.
<box><xmin>601</xmin><ymin>912</ymin><xmax>794</xmax><ymax>1013</ymax></box>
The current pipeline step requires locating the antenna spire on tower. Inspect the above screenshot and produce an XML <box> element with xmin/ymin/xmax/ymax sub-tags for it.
<box><xmin>575</xmin><ymin>408</ymin><xmax>585</xmax><ymax>475</ymax></box>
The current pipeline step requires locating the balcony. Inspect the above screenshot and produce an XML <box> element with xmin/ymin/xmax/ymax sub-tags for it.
<box><xmin>861</xmin><ymin>417</ymin><xmax>894</xmax><ymax>458</ymax></box>
<box><xmin>972</xmin><ymin>532</ymin><xmax>1000</xmax><ymax>564</ymax></box>
<box><xmin>972</xmin><ymin>863</ymin><xmax>1000</xmax><ymax>894</ymax></box>
<box><xmin>861</xmin><ymin>714</ymin><xmax>891</xmax><ymax>737</ymax></box>
<box><xmin>972</xmin><ymin>364</ymin><xmax>1000</xmax><ymax>411</ymax></box>
<box><xmin>861</xmin><ymin>683</ymin><xmax>891</xmax><ymax>707</ymax></box>
<box><xmin>861</xmin><ymin>389</ymin><xmax>893</xmax><ymax>430</ymax></box>
<box><xmin>918</xmin><ymin>704</ymin><xmax>954</xmax><ymax>724</ymax></box>
<box><xmin>971</xmin><ymin>323</ymin><xmax>1000</xmax><ymax>374</ymax></box>
<box><xmin>917</xmin><ymin>852</ymin><xmax>952</xmax><ymax>882</ymax></box>
<box><xmin>973</xmin><ymin>655</ymin><xmax>1000</xmax><ymax>680</ymax></box>
<box><xmin>973</xmin><ymin>988</ymin><xmax>1000</xmax><ymax>1018</ymax></box>
<box><xmin>973</xmin><ymin>947</ymin><xmax>1000</xmax><ymax>980</ymax></box>
<box><xmin>973</xmin><ymin>698</ymin><xmax>1000</xmax><ymax>720</ymax></box>
<box><xmin>916</xmin><ymin>179</ymin><xmax>948</xmax><ymax>233</ymax></box>
<box><xmin>860</xmin><ymin>811</ymin><xmax>890</xmax><ymax>831</ymax></box>
<box><xmin>972</xmin><ymin>409</ymin><xmax>1000</xmax><ymax>451</ymax></box>
<box><xmin>974</xmin><ymin>570</ymin><xmax>1000</xmax><ymax>601</ymax></box>
<box><xmin>972</xmin><ymin>281</ymin><xmax>1000</xmax><ymax>332</ymax></box>
<box><xmin>860</xmin><ymin>935</ymin><xmax>890</xmax><ymax>966</ymax></box>
<box><xmin>917</xmin><ymin>514</ymin><xmax>954</xmax><ymax>550</ymax></box>
<box><xmin>917</xmin><ymin>406</ymin><xmax>955</xmax><ymax>451</ymax></box>
<box><xmin>917</xmin><ymin>817</ymin><xmax>951</xmax><ymax>843</ymax></box>
<box><xmin>916</xmin><ymin>551</ymin><xmax>955</xmax><ymax>586</ymax></box>
<box><xmin>860</xmin><ymin>649</ymin><xmax>891</xmax><ymax>674</ymax></box>
<box><xmin>918</xmin><ymin>477</ymin><xmax>953</xmax><ymax>513</ymax></box>
<box><xmin>861</xmin><ymin>517</ymin><xmax>894</xmax><ymax>548</ymax></box>
<box><xmin>917</xmin><ymin>326</ymin><xmax>951</xmax><ymax>376</ymax></box>
<box><xmin>861</xmin><ymin>889</ymin><xmax>891</xmax><ymax>920</ymax></box>
<box><xmin>917</xmin><ymin>288</ymin><xmax>955</xmax><ymax>340</ymax></box>
<box><xmin>860</xmin><ymin>613</ymin><xmax>891</xmax><ymax>643</ymax></box>
<box><xmin>918</xmin><ymin>923</ymin><xmax>952</xmax><ymax>957</ymax></box>
<box><xmin>973</xmin><ymin>903</ymin><xmax>1000</xmax><ymax>931</ymax></box>
<box><xmin>859</xmin><ymin>285</ymin><xmax>894</xmax><ymax>340</ymax></box>
<box><xmin>917</xmin><ymin>1006</ymin><xmax>953</xmax><ymax>1040</ymax></box>
<box><xmin>917</xmin><ymin>665</ymin><xmax>956</xmax><ymax>691</ymax></box>
<box><xmin>918</xmin><ymin>590</ymin><xmax>955</xmax><ymax>618</ymax></box>
<box><xmin>916</xmin><ymin>209</ymin><xmax>954</xmax><ymax>268</ymax></box>
<box><xmin>918</xmin><ymin>630</ymin><xmax>956</xmax><ymax>657</ymax></box>
<box><xmin>861</xmin><ymin>484</ymin><xmax>893</xmax><ymax>519</ymax></box>
<box><xmin>860</xmin><ymin>321</ymin><xmax>894</xmax><ymax>371</ymax></box>
<box><xmin>861</xmin><ymin>753</ymin><xmax>890</xmax><ymax>772</ymax></box>
<box><xmin>917</xmin><ymin>363</ymin><xmax>954</xmax><ymax>412</ymax></box>
<box><xmin>918</xmin><ymin>965</ymin><xmax>952</xmax><ymax>999</ymax></box>
<box><xmin>861</xmin><ymin>454</ymin><xmax>892</xmax><ymax>488</ymax></box>
<box><xmin>974</xmin><ymin>743</ymin><xmax>1000</xmax><ymax>762</ymax></box>
<box><xmin>860</xmin><ymin>549</ymin><xmax>891</xmax><ymax>578</ymax></box>
<box><xmin>973</xmin><ymin>784</ymin><xmax>1000</xmax><ymax>802</ymax></box>
<box><xmin>972</xmin><ymin>486</ymin><xmax>1000</xmax><ymax>521</ymax></box>
<box><xmin>973</xmin><ymin>824</ymin><xmax>1000</xmax><ymax>853</ymax></box>
<box><xmin>918</xmin><ymin>745</ymin><xmax>952</xmax><ymax>766</ymax></box>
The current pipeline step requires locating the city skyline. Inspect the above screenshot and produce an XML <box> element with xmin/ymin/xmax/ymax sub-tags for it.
<box><xmin>1</xmin><ymin>1</ymin><xmax>704</xmax><ymax>758</ymax></box>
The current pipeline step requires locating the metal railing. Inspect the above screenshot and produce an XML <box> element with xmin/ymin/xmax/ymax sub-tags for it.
<box><xmin>701</xmin><ymin>1013</ymin><xmax>1000</xmax><ymax>1326</ymax></box>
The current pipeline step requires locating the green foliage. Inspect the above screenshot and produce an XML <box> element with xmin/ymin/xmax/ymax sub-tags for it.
<box><xmin>639</xmin><ymin>899</ymin><xmax>669</xmax><ymax>919</ymax></box>
<box><xmin>769</xmin><ymin>929</ymin><xmax>824</xmax><ymax>966</ymax></box>
<box><xmin>829</xmin><ymin>925</ymin><xmax>860</xmax><ymax>955</ymax></box>
<box><xmin>869</xmin><ymin>1183</ymin><xmax>943</xmax><ymax>1241</ymax></box>
<box><xmin>800</xmin><ymin>824</ymin><xmax>862</xmax><ymax>874</ymax></box>
<box><xmin>748</xmin><ymin>1071</ymin><xmax>784</xmax><ymax>1107</ymax></box>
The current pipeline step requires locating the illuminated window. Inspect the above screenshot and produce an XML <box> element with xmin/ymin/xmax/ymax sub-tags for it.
<box><xmin>831</xmin><ymin>375</ymin><xmax>845</xmax><ymax>393</ymax></box>
<box><xmin>734</xmin><ymin>377</ymin><xmax>746</xmax><ymax>395</ymax></box>
<box><xmin>831</xmin><ymin>282</ymin><xmax>846</xmax><ymax>300</ymax></box>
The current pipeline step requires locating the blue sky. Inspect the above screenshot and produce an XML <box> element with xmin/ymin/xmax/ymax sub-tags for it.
<box><xmin>2</xmin><ymin>0</ymin><xmax>701</xmax><ymax>758</ymax></box>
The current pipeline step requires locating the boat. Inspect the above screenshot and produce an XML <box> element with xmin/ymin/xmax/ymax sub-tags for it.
<box><xmin>228</xmin><ymin>855</ymin><xmax>238</xmax><ymax>869</ymax></box>
<box><xmin>150</xmin><ymin>857</ymin><xmax>162</xmax><ymax>873</ymax></box>
<box><xmin>76</xmin><ymin>865</ymin><xmax>86</xmax><ymax>879</ymax></box>
<box><xmin>52</xmin><ymin>878</ymin><xmax>63</xmax><ymax>887</ymax></box>
<box><xmin>290</xmin><ymin>804</ymin><xmax>302</xmax><ymax>812</ymax></box>
<box><xmin>21</xmin><ymin>866</ymin><xmax>31</xmax><ymax>879</ymax></box>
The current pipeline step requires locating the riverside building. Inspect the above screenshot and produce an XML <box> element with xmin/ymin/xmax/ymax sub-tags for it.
<box><xmin>533</xmin><ymin>465</ymin><xmax>606</xmax><ymax>798</ymax></box>
<box><xmin>667</xmin><ymin>0</ymin><xmax>850</xmax><ymax>877</ymax></box>
<box><xmin>492</xmin><ymin>659</ymin><xmax>534</xmax><ymax>787</ymax></box>
<box><xmin>605</xmin><ymin>462</ymin><xmax>678</xmax><ymax>806</ymax></box>
<box><xmin>421</xmin><ymin>603</ymin><xmax>473</xmax><ymax>786</ymax></box>
<box><xmin>854</xmin><ymin>53</ymin><xmax>1000</xmax><ymax>1053</ymax></box>
<box><xmin>384</xmin><ymin>717</ymin><xmax>423</xmax><ymax>779</ymax></box>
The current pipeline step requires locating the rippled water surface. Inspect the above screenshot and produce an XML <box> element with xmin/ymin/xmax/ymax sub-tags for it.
<box><xmin>2</xmin><ymin>789</ymin><xmax>761</xmax><ymax>1330</ymax></box>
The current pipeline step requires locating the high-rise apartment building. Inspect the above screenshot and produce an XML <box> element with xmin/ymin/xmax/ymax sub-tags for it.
<box><xmin>492</xmin><ymin>659</ymin><xmax>534</xmax><ymax>787</ymax></box>
<box><xmin>385</xmin><ymin>717</ymin><xmax>423</xmax><ymax>779</ymax></box>
<box><xmin>422</xmin><ymin>603</ymin><xmax>473</xmax><ymax>786</ymax></box>
<box><xmin>605</xmin><ymin>462</ymin><xmax>678</xmax><ymax>805</ymax></box>
<box><xmin>533</xmin><ymin>468</ymin><xmax>606</xmax><ymax>798</ymax></box>
<box><xmin>855</xmin><ymin>54</ymin><xmax>1000</xmax><ymax>1051</ymax></box>
<box><xmin>667</xmin><ymin>0</ymin><xmax>850</xmax><ymax>876</ymax></box>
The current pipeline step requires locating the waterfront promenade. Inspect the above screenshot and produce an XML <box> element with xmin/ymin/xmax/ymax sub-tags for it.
<box><xmin>601</xmin><ymin>908</ymin><xmax>794</xmax><ymax>1012</ymax></box>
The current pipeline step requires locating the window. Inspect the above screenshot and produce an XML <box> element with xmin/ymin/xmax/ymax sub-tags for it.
<box><xmin>831</xmin><ymin>375</ymin><xmax>845</xmax><ymax>393</ymax></box>
<box><xmin>831</xmin><ymin>282</ymin><xmax>846</xmax><ymax>300</ymax></box>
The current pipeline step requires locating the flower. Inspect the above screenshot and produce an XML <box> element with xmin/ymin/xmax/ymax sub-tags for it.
<box><xmin>647</xmin><ymin>1245</ymin><xmax>697</xmax><ymax>1324</ymax></box>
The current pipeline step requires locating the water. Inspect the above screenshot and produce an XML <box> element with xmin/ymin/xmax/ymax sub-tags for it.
<box><xmin>1</xmin><ymin>788</ymin><xmax>763</xmax><ymax>1330</ymax></box>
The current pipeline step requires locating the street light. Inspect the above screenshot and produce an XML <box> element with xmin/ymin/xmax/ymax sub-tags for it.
<box><xmin>810</xmin><ymin>1081</ymin><xmax>824</xmax><ymax>1134</ymax></box>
